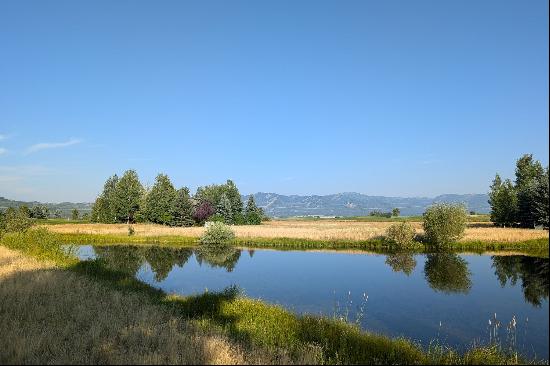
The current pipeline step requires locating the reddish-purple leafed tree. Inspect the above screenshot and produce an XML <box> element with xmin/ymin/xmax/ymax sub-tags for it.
<box><xmin>194</xmin><ymin>201</ymin><xmax>215</xmax><ymax>223</ymax></box>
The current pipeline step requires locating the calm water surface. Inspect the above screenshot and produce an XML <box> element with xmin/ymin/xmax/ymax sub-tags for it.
<box><xmin>71</xmin><ymin>245</ymin><xmax>549</xmax><ymax>358</ymax></box>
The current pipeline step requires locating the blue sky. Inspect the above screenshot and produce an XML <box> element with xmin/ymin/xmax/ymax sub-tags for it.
<box><xmin>1</xmin><ymin>0</ymin><xmax>548</xmax><ymax>202</ymax></box>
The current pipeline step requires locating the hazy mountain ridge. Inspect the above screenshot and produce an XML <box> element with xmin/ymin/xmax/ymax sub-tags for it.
<box><xmin>0</xmin><ymin>196</ymin><xmax>92</xmax><ymax>217</ymax></box>
<box><xmin>245</xmin><ymin>192</ymin><xmax>490</xmax><ymax>217</ymax></box>
<box><xmin>1</xmin><ymin>192</ymin><xmax>490</xmax><ymax>218</ymax></box>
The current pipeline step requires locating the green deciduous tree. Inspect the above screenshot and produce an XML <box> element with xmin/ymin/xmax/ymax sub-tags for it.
<box><xmin>19</xmin><ymin>205</ymin><xmax>31</xmax><ymax>218</ymax></box>
<box><xmin>92</xmin><ymin>174</ymin><xmax>119</xmax><ymax>223</ymax></box>
<box><xmin>71</xmin><ymin>209</ymin><xmax>79</xmax><ymax>220</ymax></box>
<box><xmin>515</xmin><ymin>154</ymin><xmax>544</xmax><ymax>190</ymax></box>
<box><xmin>195</xmin><ymin>179</ymin><xmax>243</xmax><ymax>222</ymax></box>
<box><xmin>489</xmin><ymin>155</ymin><xmax>548</xmax><ymax>229</ymax></box>
<box><xmin>144</xmin><ymin>174</ymin><xmax>177</xmax><ymax>225</ymax></box>
<box><xmin>488</xmin><ymin>174</ymin><xmax>518</xmax><ymax>227</ymax></box>
<box><xmin>533</xmin><ymin>167</ymin><xmax>549</xmax><ymax>228</ymax></box>
<box><xmin>30</xmin><ymin>205</ymin><xmax>49</xmax><ymax>219</ymax></box>
<box><xmin>172</xmin><ymin>187</ymin><xmax>195</xmax><ymax>227</ymax></box>
<box><xmin>0</xmin><ymin>207</ymin><xmax>33</xmax><ymax>236</ymax></box>
<box><xmin>515</xmin><ymin>154</ymin><xmax>545</xmax><ymax>228</ymax></box>
<box><xmin>113</xmin><ymin>170</ymin><xmax>144</xmax><ymax>224</ymax></box>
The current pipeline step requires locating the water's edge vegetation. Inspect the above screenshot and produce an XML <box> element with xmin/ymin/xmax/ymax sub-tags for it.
<box><xmin>51</xmin><ymin>231</ymin><xmax>550</xmax><ymax>257</ymax></box>
<box><xmin>1</xmin><ymin>228</ymin><xmax>546</xmax><ymax>364</ymax></box>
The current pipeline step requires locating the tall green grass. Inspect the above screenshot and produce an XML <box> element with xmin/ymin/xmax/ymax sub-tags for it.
<box><xmin>1</xmin><ymin>228</ymin><xmax>77</xmax><ymax>266</ymax></box>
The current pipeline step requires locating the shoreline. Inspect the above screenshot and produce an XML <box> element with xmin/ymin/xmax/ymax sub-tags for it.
<box><xmin>51</xmin><ymin>231</ymin><xmax>549</xmax><ymax>257</ymax></box>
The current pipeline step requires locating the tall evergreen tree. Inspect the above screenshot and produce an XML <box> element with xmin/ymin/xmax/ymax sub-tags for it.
<box><xmin>217</xmin><ymin>193</ymin><xmax>233</xmax><ymax>224</ymax></box>
<box><xmin>144</xmin><ymin>174</ymin><xmax>177</xmax><ymax>225</ymax></box>
<box><xmin>245</xmin><ymin>195</ymin><xmax>262</xmax><ymax>225</ymax></box>
<box><xmin>225</xmin><ymin>179</ymin><xmax>243</xmax><ymax>217</ymax></box>
<box><xmin>113</xmin><ymin>170</ymin><xmax>144</xmax><ymax>224</ymax></box>
<box><xmin>172</xmin><ymin>187</ymin><xmax>194</xmax><ymax>227</ymax></box>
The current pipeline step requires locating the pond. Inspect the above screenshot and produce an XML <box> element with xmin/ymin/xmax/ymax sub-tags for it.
<box><xmin>70</xmin><ymin>245</ymin><xmax>549</xmax><ymax>359</ymax></box>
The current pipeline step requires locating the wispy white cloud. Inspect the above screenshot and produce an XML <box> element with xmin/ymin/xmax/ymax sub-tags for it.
<box><xmin>0</xmin><ymin>133</ymin><xmax>15</xmax><ymax>141</ymax></box>
<box><xmin>25</xmin><ymin>138</ymin><xmax>82</xmax><ymax>155</ymax></box>
<box><xmin>0</xmin><ymin>148</ymin><xmax>7</xmax><ymax>156</ymax></box>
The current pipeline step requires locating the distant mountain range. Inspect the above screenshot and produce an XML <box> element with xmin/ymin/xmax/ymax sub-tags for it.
<box><xmin>1</xmin><ymin>192</ymin><xmax>490</xmax><ymax>218</ymax></box>
<box><xmin>244</xmin><ymin>192</ymin><xmax>490</xmax><ymax>217</ymax></box>
<box><xmin>0</xmin><ymin>197</ymin><xmax>92</xmax><ymax>218</ymax></box>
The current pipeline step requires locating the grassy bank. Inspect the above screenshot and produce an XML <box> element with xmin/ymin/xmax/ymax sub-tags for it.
<box><xmin>0</xmin><ymin>228</ymin><xmax>537</xmax><ymax>365</ymax></box>
<box><xmin>0</xmin><ymin>245</ymin><xmax>250</xmax><ymax>364</ymax></box>
<box><xmin>51</xmin><ymin>231</ymin><xmax>549</xmax><ymax>257</ymax></box>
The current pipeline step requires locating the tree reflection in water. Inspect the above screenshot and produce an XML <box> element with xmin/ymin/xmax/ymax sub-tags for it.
<box><xmin>195</xmin><ymin>245</ymin><xmax>241</xmax><ymax>272</ymax></box>
<box><xmin>423</xmin><ymin>254</ymin><xmax>472</xmax><ymax>294</ymax></box>
<box><xmin>385</xmin><ymin>253</ymin><xmax>417</xmax><ymax>276</ymax></box>
<box><xmin>492</xmin><ymin>256</ymin><xmax>549</xmax><ymax>307</ymax></box>
<box><xmin>93</xmin><ymin>246</ymin><xmax>193</xmax><ymax>281</ymax></box>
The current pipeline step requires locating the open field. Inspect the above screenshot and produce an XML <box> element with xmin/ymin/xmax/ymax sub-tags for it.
<box><xmin>286</xmin><ymin>214</ymin><xmax>491</xmax><ymax>222</ymax></box>
<box><xmin>45</xmin><ymin>219</ymin><xmax>549</xmax><ymax>243</ymax></box>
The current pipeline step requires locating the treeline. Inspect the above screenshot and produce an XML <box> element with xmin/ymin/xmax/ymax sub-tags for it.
<box><xmin>489</xmin><ymin>154</ymin><xmax>549</xmax><ymax>228</ymax></box>
<box><xmin>369</xmin><ymin>208</ymin><xmax>400</xmax><ymax>218</ymax></box>
<box><xmin>0</xmin><ymin>205</ymin><xmax>87</xmax><ymax>221</ymax></box>
<box><xmin>91</xmin><ymin>170</ymin><xmax>265</xmax><ymax>226</ymax></box>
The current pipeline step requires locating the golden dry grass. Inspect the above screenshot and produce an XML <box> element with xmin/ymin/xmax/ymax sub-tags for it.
<box><xmin>0</xmin><ymin>246</ymin><xmax>252</xmax><ymax>365</ymax></box>
<box><xmin>45</xmin><ymin>220</ymin><xmax>549</xmax><ymax>243</ymax></box>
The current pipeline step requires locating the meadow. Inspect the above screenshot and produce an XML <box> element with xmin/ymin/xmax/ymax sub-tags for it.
<box><xmin>45</xmin><ymin>219</ymin><xmax>549</xmax><ymax>244</ymax></box>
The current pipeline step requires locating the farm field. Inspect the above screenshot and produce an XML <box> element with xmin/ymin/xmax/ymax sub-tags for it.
<box><xmin>45</xmin><ymin>219</ymin><xmax>549</xmax><ymax>243</ymax></box>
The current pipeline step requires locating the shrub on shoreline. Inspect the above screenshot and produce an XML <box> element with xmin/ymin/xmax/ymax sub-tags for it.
<box><xmin>423</xmin><ymin>203</ymin><xmax>467</xmax><ymax>248</ymax></box>
<box><xmin>385</xmin><ymin>222</ymin><xmax>416</xmax><ymax>248</ymax></box>
<box><xmin>200</xmin><ymin>222</ymin><xmax>235</xmax><ymax>247</ymax></box>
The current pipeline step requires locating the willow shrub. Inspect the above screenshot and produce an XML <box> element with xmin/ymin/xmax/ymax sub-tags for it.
<box><xmin>385</xmin><ymin>222</ymin><xmax>416</xmax><ymax>248</ymax></box>
<box><xmin>423</xmin><ymin>203</ymin><xmax>468</xmax><ymax>248</ymax></box>
<box><xmin>199</xmin><ymin>222</ymin><xmax>235</xmax><ymax>247</ymax></box>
